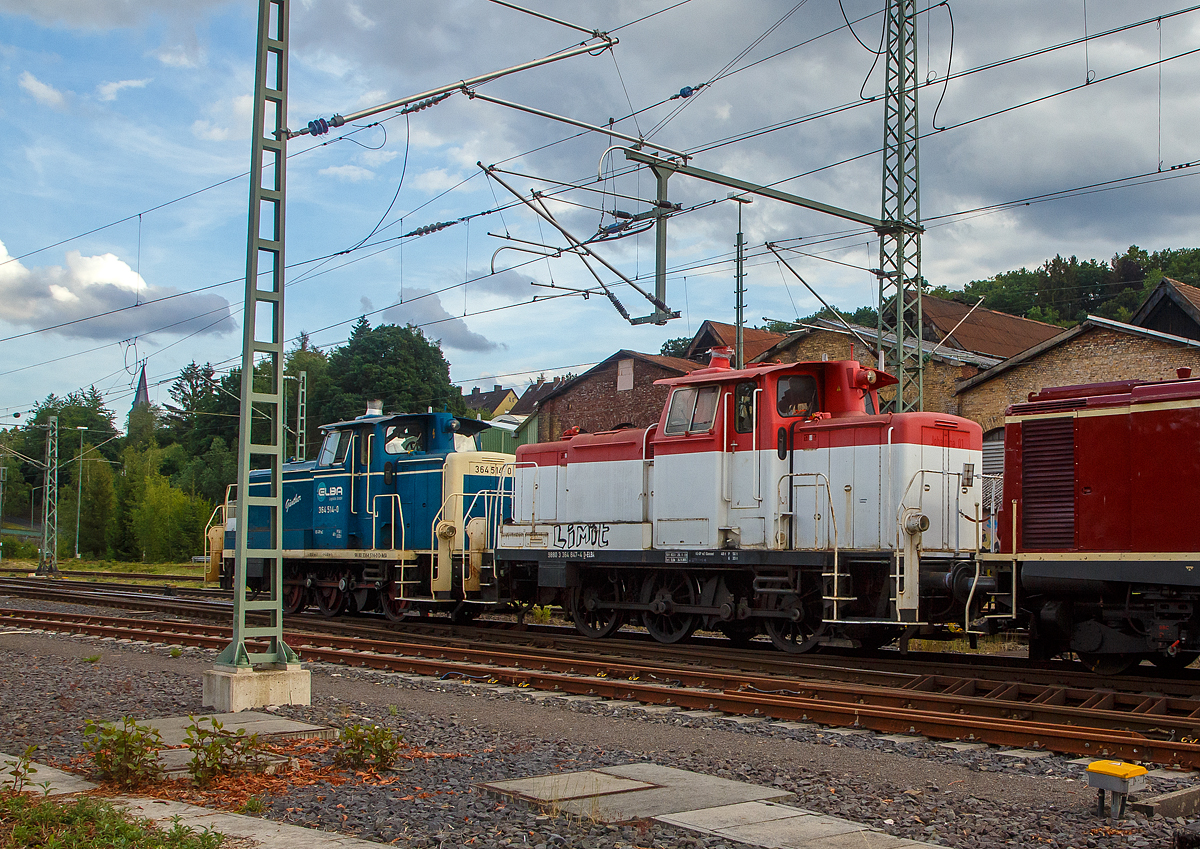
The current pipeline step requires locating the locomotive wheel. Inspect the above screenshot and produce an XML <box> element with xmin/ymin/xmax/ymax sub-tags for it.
<box><xmin>282</xmin><ymin>582</ymin><xmax>308</xmax><ymax>615</ymax></box>
<box><xmin>640</xmin><ymin>571</ymin><xmax>699</xmax><ymax>644</ymax></box>
<box><xmin>380</xmin><ymin>582</ymin><xmax>411</xmax><ymax>622</ymax></box>
<box><xmin>570</xmin><ymin>574</ymin><xmax>624</xmax><ymax>639</ymax></box>
<box><xmin>314</xmin><ymin>574</ymin><xmax>347</xmax><ymax>617</ymax></box>
<box><xmin>1150</xmin><ymin>651</ymin><xmax>1200</xmax><ymax>672</ymax></box>
<box><xmin>1077</xmin><ymin>652</ymin><xmax>1139</xmax><ymax>676</ymax></box>
<box><xmin>764</xmin><ymin>593</ymin><xmax>821</xmax><ymax>653</ymax></box>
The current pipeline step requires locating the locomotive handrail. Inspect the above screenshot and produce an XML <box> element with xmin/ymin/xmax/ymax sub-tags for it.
<box><xmin>895</xmin><ymin>468</ymin><xmax>968</xmax><ymax>553</ymax></box>
<box><xmin>370</xmin><ymin>493</ymin><xmax>405</xmax><ymax>551</ymax></box>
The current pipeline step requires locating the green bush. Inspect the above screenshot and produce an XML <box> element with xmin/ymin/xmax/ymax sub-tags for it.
<box><xmin>83</xmin><ymin>717</ymin><xmax>164</xmax><ymax>789</ymax></box>
<box><xmin>184</xmin><ymin>716</ymin><xmax>264</xmax><ymax>788</ymax></box>
<box><xmin>334</xmin><ymin>723</ymin><xmax>403</xmax><ymax>771</ymax></box>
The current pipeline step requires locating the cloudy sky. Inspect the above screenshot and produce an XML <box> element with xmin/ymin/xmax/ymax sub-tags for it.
<box><xmin>3</xmin><ymin>0</ymin><xmax>1199</xmax><ymax>424</ymax></box>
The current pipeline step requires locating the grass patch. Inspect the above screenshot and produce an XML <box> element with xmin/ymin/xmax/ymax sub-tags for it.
<box><xmin>0</xmin><ymin>792</ymin><xmax>224</xmax><ymax>849</ymax></box>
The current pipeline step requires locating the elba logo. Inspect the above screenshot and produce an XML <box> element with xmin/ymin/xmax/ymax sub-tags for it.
<box><xmin>316</xmin><ymin>485</ymin><xmax>344</xmax><ymax>502</ymax></box>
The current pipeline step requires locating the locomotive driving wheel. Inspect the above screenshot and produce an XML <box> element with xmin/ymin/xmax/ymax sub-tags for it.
<box><xmin>764</xmin><ymin>592</ymin><xmax>822</xmax><ymax>653</ymax></box>
<box><xmin>282</xmin><ymin>581</ymin><xmax>307</xmax><ymax>615</ymax></box>
<box><xmin>570</xmin><ymin>572</ymin><xmax>624</xmax><ymax>639</ymax></box>
<box><xmin>313</xmin><ymin>571</ymin><xmax>347</xmax><ymax>617</ymax></box>
<box><xmin>640</xmin><ymin>570</ymin><xmax>699</xmax><ymax>644</ymax></box>
<box><xmin>380</xmin><ymin>581</ymin><xmax>411</xmax><ymax>622</ymax></box>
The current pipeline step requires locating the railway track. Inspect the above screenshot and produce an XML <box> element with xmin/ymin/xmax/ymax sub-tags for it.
<box><xmin>4</xmin><ymin>599</ymin><xmax>1200</xmax><ymax>769</ymax></box>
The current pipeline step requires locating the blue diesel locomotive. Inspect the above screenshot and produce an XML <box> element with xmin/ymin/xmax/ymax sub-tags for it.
<box><xmin>219</xmin><ymin>404</ymin><xmax>526</xmax><ymax>620</ymax></box>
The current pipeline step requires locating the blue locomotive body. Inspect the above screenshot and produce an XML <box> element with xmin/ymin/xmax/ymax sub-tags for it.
<box><xmin>221</xmin><ymin>409</ymin><xmax>526</xmax><ymax>619</ymax></box>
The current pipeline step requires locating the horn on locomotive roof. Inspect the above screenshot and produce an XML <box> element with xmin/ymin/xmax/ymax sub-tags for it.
<box><xmin>365</xmin><ymin>399</ymin><xmax>383</xmax><ymax>417</ymax></box>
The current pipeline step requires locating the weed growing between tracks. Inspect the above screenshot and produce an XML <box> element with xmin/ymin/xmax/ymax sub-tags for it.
<box><xmin>0</xmin><ymin>793</ymin><xmax>223</xmax><ymax>849</ymax></box>
<box><xmin>82</xmin><ymin>737</ymin><xmax>473</xmax><ymax>815</ymax></box>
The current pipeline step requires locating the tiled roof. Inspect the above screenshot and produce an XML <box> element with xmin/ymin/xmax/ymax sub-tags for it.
<box><xmin>1174</xmin><ymin>279</ymin><xmax>1200</xmax><ymax>312</ymax></box>
<box><xmin>919</xmin><ymin>295</ymin><xmax>1062</xmax><ymax>359</ymax></box>
<box><xmin>463</xmin><ymin>386</ymin><xmax>513</xmax><ymax>413</ymax></box>
<box><xmin>683</xmin><ymin>321</ymin><xmax>787</xmax><ymax>362</ymax></box>
<box><xmin>509</xmin><ymin>378</ymin><xmax>565</xmax><ymax>416</ymax></box>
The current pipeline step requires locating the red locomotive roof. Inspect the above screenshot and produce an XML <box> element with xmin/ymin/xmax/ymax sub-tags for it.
<box><xmin>1011</xmin><ymin>373</ymin><xmax>1200</xmax><ymax>415</ymax></box>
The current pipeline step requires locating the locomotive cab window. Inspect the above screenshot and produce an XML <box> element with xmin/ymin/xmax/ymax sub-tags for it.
<box><xmin>317</xmin><ymin>430</ymin><xmax>351</xmax><ymax>466</ymax></box>
<box><xmin>664</xmin><ymin>385</ymin><xmax>720</xmax><ymax>435</ymax></box>
<box><xmin>734</xmin><ymin>381</ymin><xmax>756</xmax><ymax>434</ymax></box>
<box><xmin>384</xmin><ymin>419</ymin><xmax>426</xmax><ymax>455</ymax></box>
<box><xmin>777</xmin><ymin>375</ymin><xmax>819</xmax><ymax>418</ymax></box>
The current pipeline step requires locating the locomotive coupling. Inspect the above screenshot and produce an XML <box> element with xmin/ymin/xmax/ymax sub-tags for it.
<box><xmin>902</xmin><ymin>508</ymin><xmax>930</xmax><ymax>535</ymax></box>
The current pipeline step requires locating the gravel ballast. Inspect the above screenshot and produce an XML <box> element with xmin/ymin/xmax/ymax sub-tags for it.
<box><xmin>0</xmin><ymin>602</ymin><xmax>1195</xmax><ymax>849</ymax></box>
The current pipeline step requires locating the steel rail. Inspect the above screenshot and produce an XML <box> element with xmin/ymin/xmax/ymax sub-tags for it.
<box><xmin>6</xmin><ymin>607</ymin><xmax>1200</xmax><ymax>768</ymax></box>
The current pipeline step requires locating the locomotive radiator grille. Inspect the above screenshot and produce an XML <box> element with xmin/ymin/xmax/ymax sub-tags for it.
<box><xmin>1020</xmin><ymin>418</ymin><xmax>1076</xmax><ymax>549</ymax></box>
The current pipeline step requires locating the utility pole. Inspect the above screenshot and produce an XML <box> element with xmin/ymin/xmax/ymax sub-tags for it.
<box><xmin>36</xmin><ymin>416</ymin><xmax>58</xmax><ymax>577</ymax></box>
<box><xmin>730</xmin><ymin>194</ymin><xmax>753</xmax><ymax>368</ymax></box>
<box><xmin>877</xmin><ymin>0</ymin><xmax>924</xmax><ymax>411</ymax></box>
<box><xmin>74</xmin><ymin>426</ymin><xmax>86</xmax><ymax>559</ymax></box>
<box><xmin>214</xmin><ymin>0</ymin><xmax>298</xmax><ymax>671</ymax></box>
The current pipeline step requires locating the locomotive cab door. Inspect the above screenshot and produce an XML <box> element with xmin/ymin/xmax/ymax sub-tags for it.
<box><xmin>728</xmin><ymin>380</ymin><xmax>766</xmax><ymax>546</ymax></box>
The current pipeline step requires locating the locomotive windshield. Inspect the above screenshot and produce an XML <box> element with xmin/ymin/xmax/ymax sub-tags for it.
<box><xmin>664</xmin><ymin>386</ymin><xmax>720</xmax><ymax>435</ymax></box>
<box><xmin>316</xmin><ymin>430</ymin><xmax>351</xmax><ymax>466</ymax></box>
<box><xmin>777</xmin><ymin>375</ymin><xmax>818</xmax><ymax>417</ymax></box>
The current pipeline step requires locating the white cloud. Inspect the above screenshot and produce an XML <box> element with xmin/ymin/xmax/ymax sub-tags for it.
<box><xmin>358</xmin><ymin>149</ymin><xmax>398</xmax><ymax>168</ymax></box>
<box><xmin>346</xmin><ymin>3</ymin><xmax>376</xmax><ymax>31</ymax></box>
<box><xmin>0</xmin><ymin>239</ymin><xmax>232</xmax><ymax>340</ymax></box>
<box><xmin>191</xmin><ymin>94</ymin><xmax>254</xmax><ymax>142</ymax></box>
<box><xmin>382</xmin><ymin>288</ymin><xmax>500</xmax><ymax>352</ymax></box>
<box><xmin>320</xmin><ymin>164</ymin><xmax>375</xmax><ymax>182</ymax></box>
<box><xmin>18</xmin><ymin>71</ymin><xmax>65</xmax><ymax>107</ymax></box>
<box><xmin>410</xmin><ymin>167</ymin><xmax>462</xmax><ymax>194</ymax></box>
<box><xmin>96</xmin><ymin>78</ymin><xmax>150</xmax><ymax>102</ymax></box>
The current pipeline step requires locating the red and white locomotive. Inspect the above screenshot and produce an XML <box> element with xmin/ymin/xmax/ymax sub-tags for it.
<box><xmin>498</xmin><ymin>348</ymin><xmax>993</xmax><ymax>652</ymax></box>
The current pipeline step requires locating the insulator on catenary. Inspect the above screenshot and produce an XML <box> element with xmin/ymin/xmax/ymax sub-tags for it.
<box><xmin>403</xmin><ymin>220</ymin><xmax>456</xmax><ymax>238</ymax></box>
<box><xmin>307</xmin><ymin>115</ymin><xmax>345</xmax><ymax>136</ymax></box>
<box><xmin>401</xmin><ymin>92</ymin><xmax>454</xmax><ymax>115</ymax></box>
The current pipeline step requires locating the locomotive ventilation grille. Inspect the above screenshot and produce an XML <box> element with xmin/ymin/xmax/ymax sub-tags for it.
<box><xmin>1020</xmin><ymin>417</ymin><xmax>1075</xmax><ymax>549</ymax></box>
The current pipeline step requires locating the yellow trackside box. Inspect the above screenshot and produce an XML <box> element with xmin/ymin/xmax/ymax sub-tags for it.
<box><xmin>1086</xmin><ymin>760</ymin><xmax>1148</xmax><ymax>791</ymax></box>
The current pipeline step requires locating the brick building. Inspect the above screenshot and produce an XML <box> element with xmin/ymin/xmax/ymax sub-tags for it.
<box><xmin>534</xmin><ymin>350</ymin><xmax>701</xmax><ymax>442</ymax></box>
<box><xmin>749</xmin><ymin>319</ymin><xmax>999</xmax><ymax>415</ymax></box>
<box><xmin>955</xmin><ymin>316</ymin><xmax>1200</xmax><ymax>435</ymax></box>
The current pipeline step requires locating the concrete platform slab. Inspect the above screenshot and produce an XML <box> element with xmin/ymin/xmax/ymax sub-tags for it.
<box><xmin>483</xmin><ymin>771</ymin><xmax>656</xmax><ymax>802</ymax></box>
<box><xmin>719</xmin><ymin>715</ymin><xmax>766</xmax><ymax>725</ymax></box>
<box><xmin>481</xmin><ymin>762</ymin><xmax>793</xmax><ymax>823</ymax></box>
<box><xmin>117</xmin><ymin>797</ymin><xmax>385</xmax><ymax>848</ymax></box>
<box><xmin>1147</xmin><ymin>769</ymin><xmax>1198</xmax><ymax>781</ymax></box>
<box><xmin>138</xmin><ymin>712</ymin><xmax>333</xmax><ymax>746</ymax></box>
<box><xmin>0</xmin><ymin>755</ymin><xmax>95</xmax><ymax>796</ymax></box>
<box><xmin>655</xmin><ymin>800</ymin><xmax>810</xmax><ymax>830</ymax></box>
<box><xmin>818</xmin><ymin>727</ymin><xmax>870</xmax><ymax>737</ymax></box>
<box><xmin>770</xmin><ymin>721</ymin><xmax>817</xmax><ymax>731</ymax></box>
<box><xmin>678</xmin><ymin>710</ymin><xmax>724</xmax><ymax>719</ymax></box>
<box><xmin>658</xmin><ymin>800</ymin><xmax>935</xmax><ymax>848</ymax></box>
<box><xmin>555</xmin><ymin>694</ymin><xmax>602</xmax><ymax>702</ymax></box>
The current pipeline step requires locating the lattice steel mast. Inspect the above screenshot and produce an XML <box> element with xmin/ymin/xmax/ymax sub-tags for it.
<box><xmin>215</xmin><ymin>0</ymin><xmax>297</xmax><ymax>668</ymax></box>
<box><xmin>877</xmin><ymin>0</ymin><xmax>924</xmax><ymax>411</ymax></box>
<box><xmin>36</xmin><ymin>416</ymin><xmax>58</xmax><ymax>576</ymax></box>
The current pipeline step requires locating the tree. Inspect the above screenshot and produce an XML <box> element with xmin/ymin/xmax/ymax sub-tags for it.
<box><xmin>659</xmin><ymin>337</ymin><xmax>691</xmax><ymax>358</ymax></box>
<box><xmin>313</xmin><ymin>320</ymin><xmax>465</xmax><ymax>425</ymax></box>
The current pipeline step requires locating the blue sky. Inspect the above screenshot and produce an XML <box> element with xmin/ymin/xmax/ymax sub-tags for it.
<box><xmin>3</xmin><ymin>1</ymin><xmax>1200</xmax><ymax>426</ymax></box>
